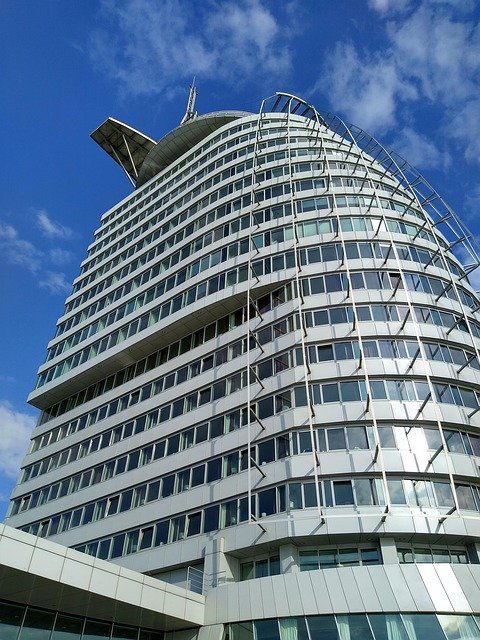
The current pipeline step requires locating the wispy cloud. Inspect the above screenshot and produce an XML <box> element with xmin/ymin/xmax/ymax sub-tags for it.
<box><xmin>319</xmin><ymin>42</ymin><xmax>416</xmax><ymax>134</ymax></box>
<box><xmin>0</xmin><ymin>401</ymin><xmax>36</xmax><ymax>479</ymax></box>
<box><xmin>39</xmin><ymin>271</ymin><xmax>72</xmax><ymax>295</ymax></box>
<box><xmin>320</xmin><ymin>1</ymin><xmax>480</xmax><ymax>164</ymax></box>
<box><xmin>0</xmin><ymin>223</ymin><xmax>42</xmax><ymax>273</ymax></box>
<box><xmin>367</xmin><ymin>0</ymin><xmax>411</xmax><ymax>15</ymax></box>
<box><xmin>88</xmin><ymin>0</ymin><xmax>293</xmax><ymax>97</ymax></box>
<box><xmin>49</xmin><ymin>248</ymin><xmax>74</xmax><ymax>265</ymax></box>
<box><xmin>391</xmin><ymin>127</ymin><xmax>451</xmax><ymax>170</ymax></box>
<box><xmin>36</xmin><ymin>210</ymin><xmax>73</xmax><ymax>239</ymax></box>
<box><xmin>0</xmin><ymin>209</ymin><xmax>76</xmax><ymax>294</ymax></box>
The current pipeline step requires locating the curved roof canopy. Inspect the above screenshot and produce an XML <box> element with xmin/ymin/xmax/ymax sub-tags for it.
<box><xmin>91</xmin><ymin>111</ymin><xmax>251</xmax><ymax>188</ymax></box>
<box><xmin>90</xmin><ymin>118</ymin><xmax>156</xmax><ymax>184</ymax></box>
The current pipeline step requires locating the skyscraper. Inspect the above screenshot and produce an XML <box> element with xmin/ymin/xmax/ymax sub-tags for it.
<box><xmin>3</xmin><ymin>92</ymin><xmax>480</xmax><ymax>639</ymax></box>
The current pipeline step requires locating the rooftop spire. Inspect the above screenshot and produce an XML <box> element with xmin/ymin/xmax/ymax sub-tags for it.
<box><xmin>180</xmin><ymin>78</ymin><xmax>198</xmax><ymax>125</ymax></box>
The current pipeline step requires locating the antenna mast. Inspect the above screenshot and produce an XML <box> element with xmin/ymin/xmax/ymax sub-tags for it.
<box><xmin>180</xmin><ymin>78</ymin><xmax>198</xmax><ymax>125</ymax></box>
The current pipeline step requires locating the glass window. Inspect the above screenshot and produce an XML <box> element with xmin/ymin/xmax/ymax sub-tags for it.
<box><xmin>0</xmin><ymin>601</ymin><xmax>24</xmax><ymax>640</ymax></box>
<box><xmin>337</xmin><ymin>615</ymin><xmax>374</xmax><ymax>639</ymax></box>
<box><xmin>445</xmin><ymin>431</ymin><xmax>465</xmax><ymax>454</ymax></box>
<box><xmin>338</xmin><ymin>548</ymin><xmax>359</xmax><ymax>566</ymax></box>
<box><xmin>368</xmin><ymin>614</ymin><xmax>409</xmax><ymax>640</ymax></box>
<box><xmin>456</xmin><ymin>485</ymin><xmax>477</xmax><ymax>510</ymax></box>
<box><xmin>241</xmin><ymin>561</ymin><xmax>254</xmax><ymax>581</ymax></box>
<box><xmin>322</xmin><ymin>384</ymin><xmax>339</xmax><ymax>403</ymax></box>
<box><xmin>299</xmin><ymin>550</ymin><xmax>318</xmax><ymax>571</ymax></box>
<box><xmin>341</xmin><ymin>381</ymin><xmax>361</xmax><ymax>402</ymax></box>
<box><xmin>289</xmin><ymin>484</ymin><xmax>302</xmax><ymax>510</ymax></box>
<box><xmin>438</xmin><ymin>614</ymin><xmax>480</xmax><ymax>640</ymax></box>
<box><xmin>83</xmin><ymin>620</ymin><xmax>111</xmax><ymax>639</ymax></box>
<box><xmin>433</xmin><ymin>481</ymin><xmax>454</xmax><ymax>507</ymax></box>
<box><xmin>306</xmin><ymin>616</ymin><xmax>339</xmax><ymax>640</ymax></box>
<box><xmin>279</xmin><ymin>618</ymin><xmax>309</xmax><ymax>640</ymax></box>
<box><xmin>388</xmin><ymin>479</ymin><xmax>406</xmax><ymax>504</ymax></box>
<box><xmin>432</xmin><ymin>549</ymin><xmax>450</xmax><ymax>563</ymax></box>
<box><xmin>401</xmin><ymin>614</ymin><xmax>444</xmax><ymax>639</ymax></box>
<box><xmin>378</xmin><ymin>426</ymin><xmax>395</xmax><ymax>447</ymax></box>
<box><xmin>255</xmin><ymin>620</ymin><xmax>280</xmax><ymax>640</ymax></box>
<box><xmin>327</xmin><ymin>428</ymin><xmax>346</xmax><ymax>450</ymax></box>
<box><xmin>333</xmin><ymin>481</ymin><xmax>354</xmax><ymax>505</ymax></box>
<box><xmin>348</xmin><ymin>426</ymin><xmax>368</xmax><ymax>449</ymax></box>
<box><xmin>355</xmin><ymin>479</ymin><xmax>376</xmax><ymax>505</ymax></box>
<box><xmin>21</xmin><ymin>607</ymin><xmax>55</xmax><ymax>640</ymax></box>
<box><xmin>361</xmin><ymin>548</ymin><xmax>380</xmax><ymax>565</ymax></box>
<box><xmin>258</xmin><ymin>440</ymin><xmax>275</xmax><ymax>465</ymax></box>
<box><xmin>111</xmin><ymin>624</ymin><xmax>138</xmax><ymax>640</ymax></box>
<box><xmin>230</xmin><ymin>622</ymin><xmax>254</xmax><ymax>640</ymax></box>
<box><xmin>258</xmin><ymin>488</ymin><xmax>276</xmax><ymax>517</ymax></box>
<box><xmin>203</xmin><ymin>505</ymin><xmax>219</xmax><ymax>533</ymax></box>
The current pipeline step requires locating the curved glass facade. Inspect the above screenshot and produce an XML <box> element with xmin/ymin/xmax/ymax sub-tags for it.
<box><xmin>6</xmin><ymin>93</ymin><xmax>480</xmax><ymax>635</ymax></box>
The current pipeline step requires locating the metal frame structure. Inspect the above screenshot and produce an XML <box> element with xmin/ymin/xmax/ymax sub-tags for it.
<box><xmin>243</xmin><ymin>91</ymin><xmax>480</xmax><ymax>529</ymax></box>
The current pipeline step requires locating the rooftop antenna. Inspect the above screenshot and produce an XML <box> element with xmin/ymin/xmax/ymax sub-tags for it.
<box><xmin>180</xmin><ymin>78</ymin><xmax>198</xmax><ymax>125</ymax></box>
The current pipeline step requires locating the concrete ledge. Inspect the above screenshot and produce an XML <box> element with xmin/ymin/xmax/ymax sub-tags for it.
<box><xmin>0</xmin><ymin>524</ymin><xmax>204</xmax><ymax>630</ymax></box>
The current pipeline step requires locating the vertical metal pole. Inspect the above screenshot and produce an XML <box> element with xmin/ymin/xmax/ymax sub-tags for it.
<box><xmin>285</xmin><ymin>101</ymin><xmax>323</xmax><ymax>520</ymax></box>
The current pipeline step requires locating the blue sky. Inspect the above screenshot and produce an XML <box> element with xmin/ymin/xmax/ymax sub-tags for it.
<box><xmin>0</xmin><ymin>0</ymin><xmax>479</xmax><ymax>520</ymax></box>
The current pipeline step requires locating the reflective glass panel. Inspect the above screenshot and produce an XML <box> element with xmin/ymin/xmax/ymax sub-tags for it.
<box><xmin>402</xmin><ymin>614</ymin><xmax>445</xmax><ymax>639</ymax></box>
<box><xmin>20</xmin><ymin>608</ymin><xmax>55</xmax><ymax>640</ymax></box>
<box><xmin>0</xmin><ymin>601</ymin><xmax>24</xmax><ymax>640</ymax></box>
<box><xmin>306</xmin><ymin>616</ymin><xmax>339</xmax><ymax>640</ymax></box>
<box><xmin>51</xmin><ymin>614</ymin><xmax>83</xmax><ymax>639</ymax></box>
<box><xmin>368</xmin><ymin>614</ymin><xmax>409</xmax><ymax>640</ymax></box>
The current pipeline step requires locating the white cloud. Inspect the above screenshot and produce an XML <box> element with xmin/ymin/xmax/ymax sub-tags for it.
<box><xmin>391</xmin><ymin>127</ymin><xmax>451</xmax><ymax>170</ymax></box>
<box><xmin>368</xmin><ymin>0</ymin><xmax>411</xmax><ymax>15</ymax></box>
<box><xmin>0</xmin><ymin>401</ymin><xmax>36</xmax><ymax>479</ymax></box>
<box><xmin>49</xmin><ymin>248</ymin><xmax>74</xmax><ymax>265</ymax></box>
<box><xmin>36</xmin><ymin>210</ymin><xmax>73</xmax><ymax>240</ymax></box>
<box><xmin>0</xmin><ymin>223</ymin><xmax>42</xmax><ymax>273</ymax></box>
<box><xmin>388</xmin><ymin>4</ymin><xmax>479</xmax><ymax>105</ymax></box>
<box><xmin>449</xmin><ymin>98</ymin><xmax>480</xmax><ymax>163</ymax></box>
<box><xmin>320</xmin><ymin>1</ymin><xmax>480</xmax><ymax>163</ymax></box>
<box><xmin>39</xmin><ymin>271</ymin><xmax>72</xmax><ymax>295</ymax></box>
<box><xmin>88</xmin><ymin>0</ymin><xmax>293</xmax><ymax>97</ymax></box>
<box><xmin>319</xmin><ymin>42</ymin><xmax>416</xmax><ymax>133</ymax></box>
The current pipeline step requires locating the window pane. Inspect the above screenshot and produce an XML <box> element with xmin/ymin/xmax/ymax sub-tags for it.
<box><xmin>279</xmin><ymin>618</ymin><xmax>309</xmax><ymax>640</ymax></box>
<box><xmin>0</xmin><ymin>601</ymin><xmax>24</xmax><ymax>640</ymax></box>
<box><xmin>299</xmin><ymin>550</ymin><xmax>318</xmax><ymax>571</ymax></box>
<box><xmin>438</xmin><ymin>614</ymin><xmax>480</xmax><ymax>640</ymax></box>
<box><xmin>334</xmin><ymin>481</ymin><xmax>354</xmax><ymax>505</ymax></box>
<box><xmin>258</xmin><ymin>488</ymin><xmax>276</xmax><ymax>517</ymax></box>
<box><xmin>348</xmin><ymin>426</ymin><xmax>368</xmax><ymax>450</ymax></box>
<box><xmin>83</xmin><ymin>620</ymin><xmax>111</xmax><ymax>639</ymax></box>
<box><xmin>230</xmin><ymin>622</ymin><xmax>253</xmax><ymax>640</ymax></box>
<box><xmin>241</xmin><ymin>562</ymin><xmax>254</xmax><ymax>580</ymax></box>
<box><xmin>327</xmin><ymin>428</ymin><xmax>346</xmax><ymax>450</ymax></box>
<box><xmin>318</xmin><ymin>549</ymin><xmax>337</xmax><ymax>568</ymax></box>
<box><xmin>306</xmin><ymin>616</ymin><xmax>339</xmax><ymax>640</ymax></box>
<box><xmin>368</xmin><ymin>614</ymin><xmax>409</xmax><ymax>640</ymax></box>
<box><xmin>361</xmin><ymin>548</ymin><xmax>380</xmax><ymax>565</ymax></box>
<box><xmin>51</xmin><ymin>614</ymin><xmax>83</xmax><ymax>640</ymax></box>
<box><xmin>355</xmin><ymin>479</ymin><xmax>375</xmax><ymax>505</ymax></box>
<box><xmin>401</xmin><ymin>614</ymin><xmax>444</xmax><ymax>638</ymax></box>
<box><xmin>336</xmin><ymin>615</ymin><xmax>374</xmax><ymax>640</ymax></box>
<box><xmin>20</xmin><ymin>608</ymin><xmax>55</xmax><ymax>640</ymax></box>
<box><xmin>111</xmin><ymin>624</ymin><xmax>138</xmax><ymax>639</ymax></box>
<box><xmin>338</xmin><ymin>548</ymin><xmax>359</xmax><ymax>566</ymax></box>
<box><xmin>255</xmin><ymin>620</ymin><xmax>280</xmax><ymax>640</ymax></box>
